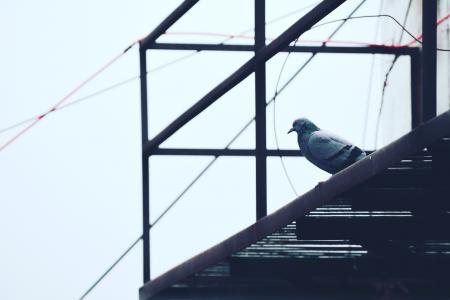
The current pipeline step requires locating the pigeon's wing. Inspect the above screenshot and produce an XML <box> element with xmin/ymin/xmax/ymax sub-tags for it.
<box><xmin>308</xmin><ymin>131</ymin><xmax>351</xmax><ymax>161</ymax></box>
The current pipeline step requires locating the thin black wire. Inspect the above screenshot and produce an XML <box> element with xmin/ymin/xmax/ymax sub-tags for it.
<box><xmin>77</xmin><ymin>235</ymin><xmax>142</xmax><ymax>300</ymax></box>
<box><xmin>374</xmin><ymin>0</ymin><xmax>413</xmax><ymax>148</ymax></box>
<box><xmin>373</xmin><ymin>55</ymin><xmax>398</xmax><ymax>146</ymax></box>
<box><xmin>398</xmin><ymin>0</ymin><xmax>414</xmax><ymax>43</ymax></box>
<box><xmin>272</xmin><ymin>0</ymin><xmax>368</xmax><ymax>197</ymax></box>
<box><xmin>272</xmin><ymin>44</ymin><xmax>303</xmax><ymax>197</ymax></box>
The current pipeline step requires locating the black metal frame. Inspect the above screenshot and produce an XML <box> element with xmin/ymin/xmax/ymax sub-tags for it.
<box><xmin>139</xmin><ymin>0</ymin><xmax>434</xmax><ymax>284</ymax></box>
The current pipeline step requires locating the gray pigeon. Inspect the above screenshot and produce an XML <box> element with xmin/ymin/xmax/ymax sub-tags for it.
<box><xmin>288</xmin><ymin>118</ymin><xmax>366</xmax><ymax>174</ymax></box>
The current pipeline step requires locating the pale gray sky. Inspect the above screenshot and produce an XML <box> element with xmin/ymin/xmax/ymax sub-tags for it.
<box><xmin>0</xmin><ymin>0</ymin><xmax>410</xmax><ymax>299</ymax></box>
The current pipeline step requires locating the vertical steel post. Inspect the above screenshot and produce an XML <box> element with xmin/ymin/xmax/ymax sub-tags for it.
<box><xmin>140</xmin><ymin>44</ymin><xmax>151</xmax><ymax>283</ymax></box>
<box><xmin>411</xmin><ymin>50</ymin><xmax>422</xmax><ymax>128</ymax></box>
<box><xmin>138</xmin><ymin>0</ymin><xmax>199</xmax><ymax>284</ymax></box>
<box><xmin>422</xmin><ymin>0</ymin><xmax>437</xmax><ymax>121</ymax></box>
<box><xmin>255</xmin><ymin>0</ymin><xmax>267</xmax><ymax>220</ymax></box>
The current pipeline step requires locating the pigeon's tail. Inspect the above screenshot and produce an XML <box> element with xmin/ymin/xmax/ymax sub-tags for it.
<box><xmin>349</xmin><ymin>146</ymin><xmax>366</xmax><ymax>162</ymax></box>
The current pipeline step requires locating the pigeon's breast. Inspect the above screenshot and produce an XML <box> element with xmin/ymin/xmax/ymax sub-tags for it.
<box><xmin>298</xmin><ymin>134</ymin><xmax>332</xmax><ymax>171</ymax></box>
<box><xmin>298</xmin><ymin>132</ymin><xmax>343</xmax><ymax>174</ymax></box>
<box><xmin>297</xmin><ymin>133</ymin><xmax>310</xmax><ymax>155</ymax></box>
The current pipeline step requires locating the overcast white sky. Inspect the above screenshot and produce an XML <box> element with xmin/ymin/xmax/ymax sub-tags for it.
<box><xmin>0</xmin><ymin>0</ymin><xmax>416</xmax><ymax>299</ymax></box>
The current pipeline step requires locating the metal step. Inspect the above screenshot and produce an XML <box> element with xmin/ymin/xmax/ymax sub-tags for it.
<box><xmin>339</xmin><ymin>187</ymin><xmax>450</xmax><ymax>211</ymax></box>
<box><xmin>296</xmin><ymin>214</ymin><xmax>450</xmax><ymax>240</ymax></box>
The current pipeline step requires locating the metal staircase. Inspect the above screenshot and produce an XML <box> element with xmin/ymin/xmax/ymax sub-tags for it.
<box><xmin>150</xmin><ymin>140</ymin><xmax>450</xmax><ymax>298</ymax></box>
<box><xmin>140</xmin><ymin>113</ymin><xmax>450</xmax><ymax>299</ymax></box>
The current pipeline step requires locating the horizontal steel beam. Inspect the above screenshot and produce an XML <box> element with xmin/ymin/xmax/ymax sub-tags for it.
<box><xmin>140</xmin><ymin>0</ymin><xmax>199</xmax><ymax>48</ymax></box>
<box><xmin>150</xmin><ymin>43</ymin><xmax>254</xmax><ymax>52</ymax></box>
<box><xmin>142</xmin><ymin>0</ymin><xmax>347</xmax><ymax>157</ymax></box>
<box><xmin>152</xmin><ymin>148</ymin><xmax>373</xmax><ymax>157</ymax></box>
<box><xmin>149</xmin><ymin>42</ymin><xmax>420</xmax><ymax>55</ymax></box>
<box><xmin>152</xmin><ymin>148</ymin><xmax>305</xmax><ymax>157</ymax></box>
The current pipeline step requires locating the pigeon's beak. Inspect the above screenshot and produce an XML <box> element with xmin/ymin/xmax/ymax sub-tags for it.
<box><xmin>287</xmin><ymin>128</ymin><xmax>295</xmax><ymax>134</ymax></box>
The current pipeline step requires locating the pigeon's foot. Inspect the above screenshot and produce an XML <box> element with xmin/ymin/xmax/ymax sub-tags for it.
<box><xmin>314</xmin><ymin>181</ymin><xmax>325</xmax><ymax>190</ymax></box>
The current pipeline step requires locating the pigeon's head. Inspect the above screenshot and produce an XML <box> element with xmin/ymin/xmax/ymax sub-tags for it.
<box><xmin>288</xmin><ymin>118</ymin><xmax>319</xmax><ymax>135</ymax></box>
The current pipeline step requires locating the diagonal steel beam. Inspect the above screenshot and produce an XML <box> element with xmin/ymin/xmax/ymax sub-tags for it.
<box><xmin>143</xmin><ymin>0</ymin><xmax>347</xmax><ymax>156</ymax></box>
<box><xmin>140</xmin><ymin>0</ymin><xmax>199</xmax><ymax>48</ymax></box>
